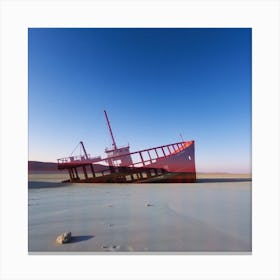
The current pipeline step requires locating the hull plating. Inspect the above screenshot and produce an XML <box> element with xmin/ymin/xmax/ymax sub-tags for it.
<box><xmin>58</xmin><ymin>141</ymin><xmax>196</xmax><ymax>183</ymax></box>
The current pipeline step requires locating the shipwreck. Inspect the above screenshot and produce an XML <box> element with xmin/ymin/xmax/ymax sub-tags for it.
<box><xmin>57</xmin><ymin>111</ymin><xmax>196</xmax><ymax>183</ymax></box>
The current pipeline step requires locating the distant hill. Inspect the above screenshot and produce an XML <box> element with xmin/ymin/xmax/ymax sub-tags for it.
<box><xmin>28</xmin><ymin>161</ymin><xmax>59</xmax><ymax>172</ymax></box>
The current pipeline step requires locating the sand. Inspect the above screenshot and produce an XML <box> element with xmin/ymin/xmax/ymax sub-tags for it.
<box><xmin>28</xmin><ymin>173</ymin><xmax>251</xmax><ymax>253</ymax></box>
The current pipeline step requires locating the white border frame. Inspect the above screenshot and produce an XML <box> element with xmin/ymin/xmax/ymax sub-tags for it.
<box><xmin>1</xmin><ymin>0</ymin><xmax>279</xmax><ymax>279</ymax></box>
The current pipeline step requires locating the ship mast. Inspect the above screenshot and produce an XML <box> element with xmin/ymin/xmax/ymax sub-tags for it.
<box><xmin>104</xmin><ymin>110</ymin><xmax>117</xmax><ymax>150</ymax></box>
<box><xmin>80</xmin><ymin>141</ymin><xmax>89</xmax><ymax>159</ymax></box>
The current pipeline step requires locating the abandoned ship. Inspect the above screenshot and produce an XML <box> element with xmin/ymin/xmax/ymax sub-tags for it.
<box><xmin>57</xmin><ymin>111</ymin><xmax>196</xmax><ymax>183</ymax></box>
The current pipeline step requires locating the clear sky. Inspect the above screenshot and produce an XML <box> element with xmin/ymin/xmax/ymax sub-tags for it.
<box><xmin>28</xmin><ymin>28</ymin><xmax>251</xmax><ymax>173</ymax></box>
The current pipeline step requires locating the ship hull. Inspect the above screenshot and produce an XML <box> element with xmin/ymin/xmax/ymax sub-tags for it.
<box><xmin>58</xmin><ymin>141</ymin><xmax>196</xmax><ymax>183</ymax></box>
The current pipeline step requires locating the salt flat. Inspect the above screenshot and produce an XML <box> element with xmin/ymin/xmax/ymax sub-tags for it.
<box><xmin>28</xmin><ymin>174</ymin><xmax>251</xmax><ymax>253</ymax></box>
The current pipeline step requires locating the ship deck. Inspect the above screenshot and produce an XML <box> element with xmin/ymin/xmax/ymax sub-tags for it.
<box><xmin>57</xmin><ymin>141</ymin><xmax>196</xmax><ymax>183</ymax></box>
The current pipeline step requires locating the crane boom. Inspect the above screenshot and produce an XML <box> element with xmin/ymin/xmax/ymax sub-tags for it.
<box><xmin>80</xmin><ymin>141</ymin><xmax>89</xmax><ymax>159</ymax></box>
<box><xmin>104</xmin><ymin>110</ymin><xmax>117</xmax><ymax>150</ymax></box>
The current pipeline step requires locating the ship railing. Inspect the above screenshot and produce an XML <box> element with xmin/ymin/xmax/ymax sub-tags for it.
<box><xmin>57</xmin><ymin>154</ymin><xmax>102</xmax><ymax>164</ymax></box>
<box><xmin>103</xmin><ymin>141</ymin><xmax>191</xmax><ymax>168</ymax></box>
<box><xmin>124</xmin><ymin>141</ymin><xmax>193</xmax><ymax>168</ymax></box>
<box><xmin>57</xmin><ymin>140</ymin><xmax>193</xmax><ymax>167</ymax></box>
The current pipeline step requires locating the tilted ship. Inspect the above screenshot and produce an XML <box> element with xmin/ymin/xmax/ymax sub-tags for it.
<box><xmin>57</xmin><ymin>111</ymin><xmax>196</xmax><ymax>183</ymax></box>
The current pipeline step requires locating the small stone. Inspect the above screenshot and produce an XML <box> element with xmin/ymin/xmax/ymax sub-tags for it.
<box><xmin>56</xmin><ymin>232</ymin><xmax>71</xmax><ymax>244</ymax></box>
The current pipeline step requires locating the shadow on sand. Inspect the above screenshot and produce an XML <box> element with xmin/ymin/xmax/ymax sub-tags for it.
<box><xmin>28</xmin><ymin>181</ymin><xmax>70</xmax><ymax>189</ymax></box>
<box><xmin>196</xmin><ymin>178</ymin><xmax>252</xmax><ymax>183</ymax></box>
<box><xmin>70</xmin><ymin>235</ymin><xmax>94</xmax><ymax>243</ymax></box>
<box><xmin>28</xmin><ymin>178</ymin><xmax>252</xmax><ymax>188</ymax></box>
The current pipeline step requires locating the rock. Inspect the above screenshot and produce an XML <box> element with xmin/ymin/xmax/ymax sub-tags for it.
<box><xmin>56</xmin><ymin>232</ymin><xmax>71</xmax><ymax>244</ymax></box>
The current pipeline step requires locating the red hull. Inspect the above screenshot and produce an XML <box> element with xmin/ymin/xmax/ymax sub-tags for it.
<box><xmin>57</xmin><ymin>141</ymin><xmax>196</xmax><ymax>183</ymax></box>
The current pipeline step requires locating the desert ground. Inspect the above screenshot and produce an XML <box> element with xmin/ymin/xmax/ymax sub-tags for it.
<box><xmin>28</xmin><ymin>172</ymin><xmax>251</xmax><ymax>253</ymax></box>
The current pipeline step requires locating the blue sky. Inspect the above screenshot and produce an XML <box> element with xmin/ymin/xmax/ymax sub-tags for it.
<box><xmin>28</xmin><ymin>28</ymin><xmax>251</xmax><ymax>173</ymax></box>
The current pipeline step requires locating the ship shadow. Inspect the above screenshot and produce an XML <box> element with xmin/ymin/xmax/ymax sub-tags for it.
<box><xmin>196</xmin><ymin>178</ymin><xmax>252</xmax><ymax>183</ymax></box>
<box><xmin>28</xmin><ymin>181</ymin><xmax>70</xmax><ymax>189</ymax></box>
